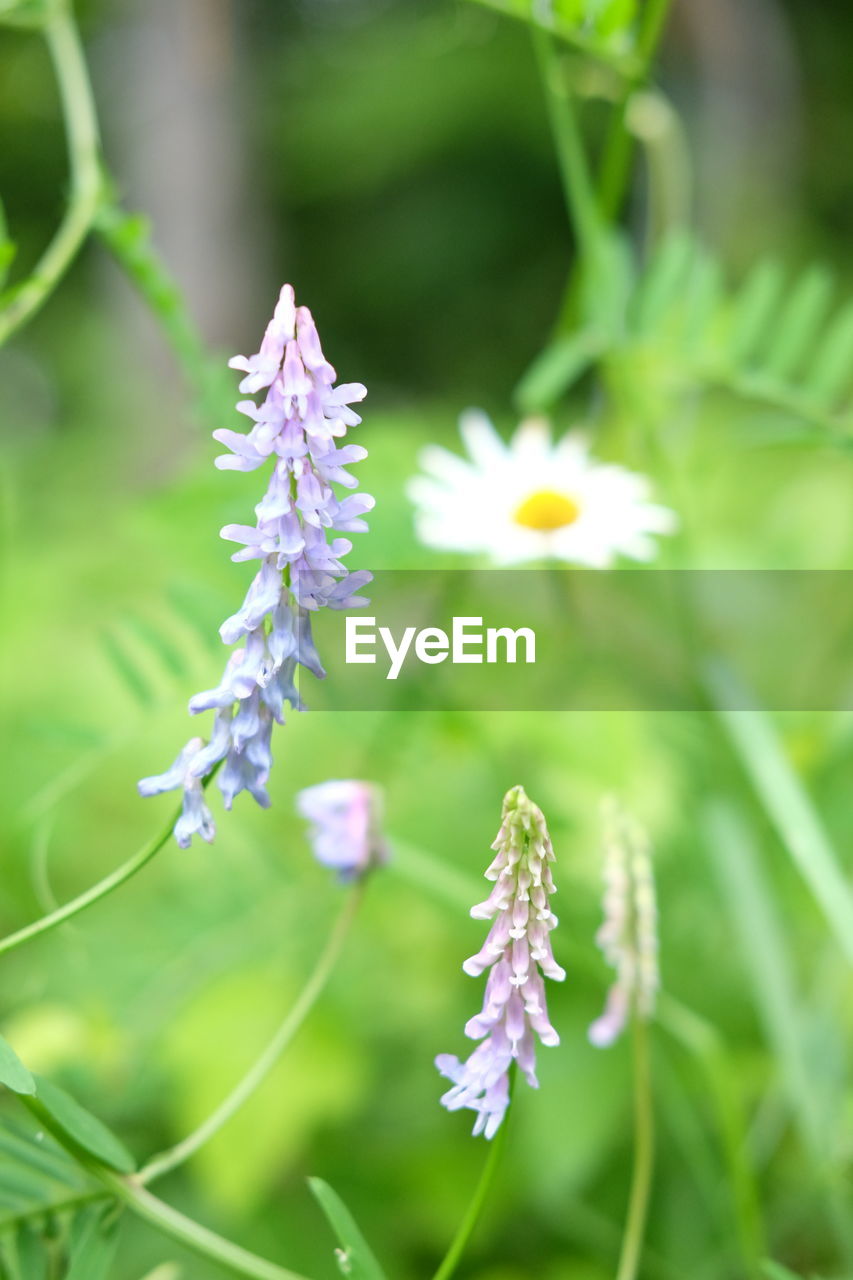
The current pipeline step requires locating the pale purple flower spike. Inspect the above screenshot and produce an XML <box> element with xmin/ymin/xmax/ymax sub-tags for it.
<box><xmin>588</xmin><ymin>798</ymin><xmax>659</xmax><ymax>1048</ymax></box>
<box><xmin>138</xmin><ymin>286</ymin><xmax>373</xmax><ymax>846</ymax></box>
<box><xmin>296</xmin><ymin>780</ymin><xmax>388</xmax><ymax>882</ymax></box>
<box><xmin>436</xmin><ymin>786</ymin><xmax>565</xmax><ymax>1139</ymax></box>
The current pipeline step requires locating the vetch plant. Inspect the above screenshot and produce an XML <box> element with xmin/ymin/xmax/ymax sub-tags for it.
<box><xmin>589</xmin><ymin>796</ymin><xmax>659</xmax><ymax>1048</ymax></box>
<box><xmin>138</xmin><ymin>284</ymin><xmax>373</xmax><ymax>847</ymax></box>
<box><xmin>3</xmin><ymin>0</ymin><xmax>853</xmax><ymax>1276</ymax></box>
<box><xmin>139</xmin><ymin>782</ymin><xmax>388</xmax><ymax>1189</ymax></box>
<box><xmin>589</xmin><ymin>798</ymin><xmax>660</xmax><ymax>1280</ymax></box>
<box><xmin>0</xmin><ymin>278</ymin><xmax>379</xmax><ymax>1273</ymax></box>
<box><xmin>436</xmin><ymin>785</ymin><xmax>565</xmax><ymax>1139</ymax></box>
<box><xmin>429</xmin><ymin>786</ymin><xmax>564</xmax><ymax>1280</ymax></box>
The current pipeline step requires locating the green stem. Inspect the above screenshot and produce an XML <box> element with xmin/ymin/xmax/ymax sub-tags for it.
<box><xmin>616</xmin><ymin>1017</ymin><xmax>655</xmax><ymax>1280</ymax></box>
<box><xmin>0</xmin><ymin>765</ymin><xmax>223</xmax><ymax>956</ymax></box>
<box><xmin>0</xmin><ymin>0</ymin><xmax>104</xmax><ymax>345</ymax></box>
<box><xmin>532</xmin><ymin>27</ymin><xmax>601</xmax><ymax>258</ymax></box>
<box><xmin>0</xmin><ymin>819</ymin><xmax>175</xmax><ymax>957</ymax></box>
<box><xmin>597</xmin><ymin>0</ymin><xmax>675</xmax><ymax>222</ymax></box>
<box><xmin>637</xmin><ymin>0</ymin><xmax>677</xmax><ymax>63</ymax></box>
<box><xmin>140</xmin><ymin>882</ymin><xmax>366</xmax><ymax>1184</ymax></box>
<box><xmin>97</xmin><ymin>1170</ymin><xmax>309</xmax><ymax>1280</ymax></box>
<box><xmin>431</xmin><ymin>1068</ymin><xmax>514</xmax><ymax>1280</ymax></box>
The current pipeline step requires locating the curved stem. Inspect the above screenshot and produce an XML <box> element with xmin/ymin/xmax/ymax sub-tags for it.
<box><xmin>431</xmin><ymin>1067</ymin><xmax>514</xmax><ymax>1280</ymax></box>
<box><xmin>140</xmin><ymin>881</ymin><xmax>366</xmax><ymax>1184</ymax></box>
<box><xmin>616</xmin><ymin>1017</ymin><xmax>655</xmax><ymax>1280</ymax></box>
<box><xmin>97</xmin><ymin>1170</ymin><xmax>309</xmax><ymax>1280</ymax></box>
<box><xmin>0</xmin><ymin>764</ymin><xmax>222</xmax><ymax>958</ymax></box>
<box><xmin>0</xmin><ymin>815</ymin><xmax>176</xmax><ymax>956</ymax></box>
<box><xmin>0</xmin><ymin>0</ymin><xmax>103</xmax><ymax>345</ymax></box>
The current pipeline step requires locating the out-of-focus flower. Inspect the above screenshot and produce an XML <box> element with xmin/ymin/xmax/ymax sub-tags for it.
<box><xmin>296</xmin><ymin>780</ymin><xmax>388</xmax><ymax>881</ymax></box>
<box><xmin>588</xmin><ymin>798</ymin><xmax>659</xmax><ymax>1048</ymax></box>
<box><xmin>408</xmin><ymin>411</ymin><xmax>676</xmax><ymax>567</ymax></box>
<box><xmin>138</xmin><ymin>286</ymin><xmax>373</xmax><ymax>846</ymax></box>
<box><xmin>436</xmin><ymin>785</ymin><xmax>565</xmax><ymax>1139</ymax></box>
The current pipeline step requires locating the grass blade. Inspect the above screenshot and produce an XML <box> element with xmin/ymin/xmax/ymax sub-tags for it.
<box><xmin>705</xmin><ymin>661</ymin><xmax>853</xmax><ymax>966</ymax></box>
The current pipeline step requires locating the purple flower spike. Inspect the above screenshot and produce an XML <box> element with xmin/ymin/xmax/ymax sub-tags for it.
<box><xmin>436</xmin><ymin>786</ymin><xmax>565</xmax><ymax>1139</ymax></box>
<box><xmin>138</xmin><ymin>286</ymin><xmax>372</xmax><ymax>846</ymax></box>
<box><xmin>588</xmin><ymin>799</ymin><xmax>659</xmax><ymax>1048</ymax></box>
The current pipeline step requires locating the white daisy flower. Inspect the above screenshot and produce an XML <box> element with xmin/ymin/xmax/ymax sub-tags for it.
<box><xmin>408</xmin><ymin>411</ymin><xmax>678</xmax><ymax>568</ymax></box>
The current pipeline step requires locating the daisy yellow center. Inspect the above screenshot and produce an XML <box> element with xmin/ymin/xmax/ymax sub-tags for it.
<box><xmin>513</xmin><ymin>489</ymin><xmax>580</xmax><ymax>532</ymax></box>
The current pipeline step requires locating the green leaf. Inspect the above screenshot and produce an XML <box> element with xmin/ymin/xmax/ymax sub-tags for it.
<box><xmin>762</xmin><ymin>265</ymin><xmax>833</xmax><ymax>380</ymax></box>
<box><xmin>584</xmin><ymin>231</ymin><xmax>853</xmax><ymax>433</ymax></box>
<box><xmin>0</xmin><ymin>1223</ymin><xmax>48</xmax><ymax>1280</ymax></box>
<box><xmin>596</xmin><ymin>0</ymin><xmax>638</xmax><ymax>39</ymax></box>
<box><xmin>100</xmin><ymin>628</ymin><xmax>155</xmax><ymax>708</ymax></box>
<box><xmin>307</xmin><ymin>1178</ymin><xmax>386</xmax><ymax>1280</ymax></box>
<box><xmin>0</xmin><ymin>1037</ymin><xmax>35</xmax><ymax>1097</ymax></box>
<box><xmin>729</xmin><ymin>259</ymin><xmax>786</xmax><ymax>366</ymax></box>
<box><xmin>0</xmin><ymin>196</ymin><xmax>14</xmax><ymax>292</ymax></box>
<box><xmin>706</xmin><ymin>661</ymin><xmax>853</xmax><ymax>969</ymax></box>
<box><xmin>0</xmin><ymin>1111</ymin><xmax>100</xmax><ymax>1232</ymax></box>
<box><xmin>66</xmin><ymin>1204</ymin><xmax>121</xmax><ymax>1280</ymax></box>
<box><xmin>806</xmin><ymin>299</ymin><xmax>853</xmax><ymax>407</ymax></box>
<box><xmin>123</xmin><ymin>613</ymin><xmax>189</xmax><ymax>680</ymax></box>
<box><xmin>762</xmin><ymin>1264</ymin><xmax>804</xmax><ymax>1280</ymax></box>
<box><xmin>0</xmin><ymin>0</ymin><xmax>53</xmax><ymax>30</ymax></box>
<box><xmin>631</xmin><ymin>229</ymin><xmax>697</xmax><ymax>335</ymax></box>
<box><xmin>26</xmin><ymin>1077</ymin><xmax>136</xmax><ymax>1174</ymax></box>
<box><xmin>514</xmin><ymin>331</ymin><xmax>604</xmax><ymax>413</ymax></box>
<box><xmin>704</xmin><ymin>802</ymin><xmax>824</xmax><ymax>1156</ymax></box>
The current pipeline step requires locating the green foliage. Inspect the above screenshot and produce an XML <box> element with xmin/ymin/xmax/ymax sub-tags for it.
<box><xmin>0</xmin><ymin>199</ymin><xmax>14</xmax><ymax>292</ymax></box>
<box><xmin>26</xmin><ymin>1078</ymin><xmax>135</xmax><ymax>1175</ymax></box>
<box><xmin>0</xmin><ymin>1038</ymin><xmax>35</xmax><ymax>1097</ymax></box>
<box><xmin>0</xmin><ymin>1111</ymin><xmax>99</xmax><ymax>1232</ymax></box>
<box><xmin>520</xmin><ymin>230</ymin><xmax>853</xmax><ymax>434</ymax></box>
<box><xmin>0</xmin><ymin>1110</ymin><xmax>107</xmax><ymax>1280</ymax></box>
<box><xmin>2</xmin><ymin>0</ymin><xmax>853</xmax><ymax>1277</ymax></box>
<box><xmin>65</xmin><ymin>1204</ymin><xmax>121</xmax><ymax>1280</ymax></box>
<box><xmin>307</xmin><ymin>1178</ymin><xmax>387</xmax><ymax>1280</ymax></box>
<box><xmin>159</xmin><ymin>968</ymin><xmax>366</xmax><ymax>1211</ymax></box>
<box><xmin>761</xmin><ymin>1263</ymin><xmax>825</xmax><ymax>1280</ymax></box>
<box><xmin>93</xmin><ymin>203</ymin><xmax>234</xmax><ymax>431</ymax></box>
<box><xmin>467</xmin><ymin>0</ymin><xmax>642</xmax><ymax>72</ymax></box>
<box><xmin>0</xmin><ymin>0</ymin><xmax>54</xmax><ymax>31</ymax></box>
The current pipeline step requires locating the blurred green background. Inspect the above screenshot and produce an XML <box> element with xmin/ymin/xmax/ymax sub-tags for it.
<box><xmin>2</xmin><ymin>1</ymin><xmax>853</xmax><ymax>1278</ymax></box>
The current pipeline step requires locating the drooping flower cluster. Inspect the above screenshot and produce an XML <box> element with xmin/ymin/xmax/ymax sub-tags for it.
<box><xmin>296</xmin><ymin>780</ymin><xmax>388</xmax><ymax>882</ymax></box>
<box><xmin>408</xmin><ymin>411</ymin><xmax>677</xmax><ymax>567</ymax></box>
<box><xmin>139</xmin><ymin>286</ymin><xmax>373</xmax><ymax>847</ymax></box>
<box><xmin>588</xmin><ymin>798</ymin><xmax>659</xmax><ymax>1048</ymax></box>
<box><xmin>436</xmin><ymin>786</ymin><xmax>565</xmax><ymax>1139</ymax></box>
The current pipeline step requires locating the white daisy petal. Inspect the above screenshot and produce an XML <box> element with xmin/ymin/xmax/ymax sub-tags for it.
<box><xmin>409</xmin><ymin>411</ymin><xmax>677</xmax><ymax>568</ymax></box>
<box><xmin>459</xmin><ymin>409</ymin><xmax>509</xmax><ymax>469</ymax></box>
